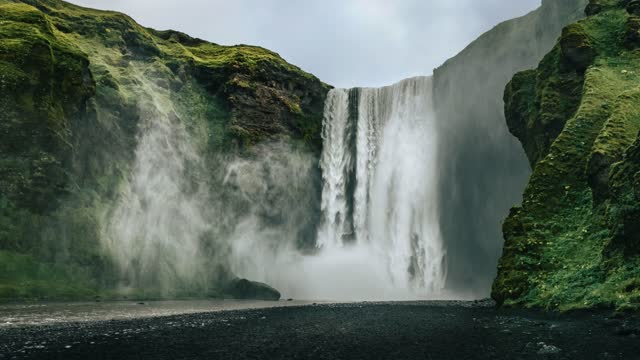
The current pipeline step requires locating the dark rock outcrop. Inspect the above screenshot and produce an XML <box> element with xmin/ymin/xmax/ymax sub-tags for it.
<box><xmin>560</xmin><ymin>23</ymin><xmax>597</xmax><ymax>72</ymax></box>
<box><xmin>225</xmin><ymin>279</ymin><xmax>281</xmax><ymax>301</ymax></box>
<box><xmin>627</xmin><ymin>0</ymin><xmax>640</xmax><ymax>15</ymax></box>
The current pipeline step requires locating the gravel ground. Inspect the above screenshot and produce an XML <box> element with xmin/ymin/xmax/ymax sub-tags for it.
<box><xmin>1</xmin><ymin>301</ymin><xmax>639</xmax><ymax>360</ymax></box>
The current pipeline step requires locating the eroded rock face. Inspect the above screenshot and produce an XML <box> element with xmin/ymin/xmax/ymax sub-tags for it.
<box><xmin>503</xmin><ymin>42</ymin><xmax>585</xmax><ymax>168</ymax></box>
<box><xmin>560</xmin><ymin>23</ymin><xmax>597</xmax><ymax>72</ymax></box>
<box><xmin>585</xmin><ymin>1</ymin><xmax>604</xmax><ymax>15</ymax></box>
<box><xmin>0</xmin><ymin>3</ymin><xmax>95</xmax><ymax>214</ymax></box>
<box><xmin>627</xmin><ymin>0</ymin><xmax>640</xmax><ymax>15</ymax></box>
<box><xmin>586</xmin><ymin>0</ymin><xmax>632</xmax><ymax>15</ymax></box>
<box><xmin>494</xmin><ymin>0</ymin><xmax>640</xmax><ymax>311</ymax></box>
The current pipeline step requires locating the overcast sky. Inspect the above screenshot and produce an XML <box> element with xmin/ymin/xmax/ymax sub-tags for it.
<box><xmin>68</xmin><ymin>0</ymin><xmax>541</xmax><ymax>88</ymax></box>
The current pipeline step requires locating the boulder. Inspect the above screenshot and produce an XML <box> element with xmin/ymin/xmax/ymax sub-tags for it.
<box><xmin>226</xmin><ymin>278</ymin><xmax>281</xmax><ymax>301</ymax></box>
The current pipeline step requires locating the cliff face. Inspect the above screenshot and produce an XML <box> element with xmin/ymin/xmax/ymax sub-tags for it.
<box><xmin>0</xmin><ymin>0</ymin><xmax>329</xmax><ymax>299</ymax></box>
<box><xmin>432</xmin><ymin>0</ymin><xmax>588</xmax><ymax>297</ymax></box>
<box><xmin>494</xmin><ymin>0</ymin><xmax>640</xmax><ymax>311</ymax></box>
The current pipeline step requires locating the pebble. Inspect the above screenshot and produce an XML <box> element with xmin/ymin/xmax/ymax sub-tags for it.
<box><xmin>537</xmin><ymin>342</ymin><xmax>561</xmax><ymax>355</ymax></box>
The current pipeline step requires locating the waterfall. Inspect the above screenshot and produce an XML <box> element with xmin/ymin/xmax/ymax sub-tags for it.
<box><xmin>100</xmin><ymin>70</ymin><xmax>446</xmax><ymax>300</ymax></box>
<box><xmin>318</xmin><ymin>76</ymin><xmax>446</xmax><ymax>293</ymax></box>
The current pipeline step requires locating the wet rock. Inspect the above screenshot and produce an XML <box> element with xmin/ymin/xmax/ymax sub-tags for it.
<box><xmin>225</xmin><ymin>279</ymin><xmax>281</xmax><ymax>301</ymax></box>
<box><xmin>560</xmin><ymin>23</ymin><xmax>597</xmax><ymax>72</ymax></box>
<box><xmin>585</xmin><ymin>1</ymin><xmax>603</xmax><ymax>15</ymax></box>
<box><xmin>628</xmin><ymin>0</ymin><xmax>640</xmax><ymax>16</ymax></box>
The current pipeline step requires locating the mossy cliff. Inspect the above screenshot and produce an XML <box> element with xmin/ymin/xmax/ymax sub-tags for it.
<box><xmin>432</xmin><ymin>0</ymin><xmax>588</xmax><ymax>296</ymax></box>
<box><xmin>0</xmin><ymin>0</ymin><xmax>329</xmax><ymax>300</ymax></box>
<box><xmin>494</xmin><ymin>0</ymin><xmax>640</xmax><ymax>311</ymax></box>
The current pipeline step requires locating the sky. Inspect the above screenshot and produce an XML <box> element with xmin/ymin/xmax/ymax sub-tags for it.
<box><xmin>68</xmin><ymin>0</ymin><xmax>541</xmax><ymax>88</ymax></box>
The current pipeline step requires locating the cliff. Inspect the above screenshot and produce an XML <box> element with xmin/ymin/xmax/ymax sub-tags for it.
<box><xmin>0</xmin><ymin>0</ymin><xmax>329</xmax><ymax>300</ymax></box>
<box><xmin>494</xmin><ymin>0</ymin><xmax>640</xmax><ymax>311</ymax></box>
<box><xmin>432</xmin><ymin>0</ymin><xmax>588</xmax><ymax>296</ymax></box>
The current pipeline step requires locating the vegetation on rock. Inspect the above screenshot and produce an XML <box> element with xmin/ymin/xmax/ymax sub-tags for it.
<box><xmin>494</xmin><ymin>0</ymin><xmax>640</xmax><ymax>311</ymax></box>
<box><xmin>432</xmin><ymin>0</ymin><xmax>588</xmax><ymax>295</ymax></box>
<box><xmin>0</xmin><ymin>0</ymin><xmax>329</xmax><ymax>301</ymax></box>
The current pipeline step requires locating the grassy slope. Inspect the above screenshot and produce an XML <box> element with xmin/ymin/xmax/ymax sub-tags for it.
<box><xmin>0</xmin><ymin>0</ymin><xmax>329</xmax><ymax>300</ymax></box>
<box><xmin>494</xmin><ymin>0</ymin><xmax>640</xmax><ymax>311</ymax></box>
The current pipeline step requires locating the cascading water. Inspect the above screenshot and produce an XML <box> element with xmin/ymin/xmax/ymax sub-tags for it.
<box><xmin>100</xmin><ymin>69</ymin><xmax>446</xmax><ymax>301</ymax></box>
<box><xmin>317</xmin><ymin>76</ymin><xmax>446</xmax><ymax>295</ymax></box>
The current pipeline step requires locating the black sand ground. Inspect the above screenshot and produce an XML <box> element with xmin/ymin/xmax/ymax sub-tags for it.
<box><xmin>1</xmin><ymin>301</ymin><xmax>639</xmax><ymax>359</ymax></box>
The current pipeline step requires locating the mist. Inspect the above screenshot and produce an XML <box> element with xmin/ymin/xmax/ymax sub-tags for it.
<box><xmin>432</xmin><ymin>0</ymin><xmax>588</xmax><ymax>296</ymax></box>
<box><xmin>217</xmin><ymin>89</ymin><xmax>445</xmax><ymax>301</ymax></box>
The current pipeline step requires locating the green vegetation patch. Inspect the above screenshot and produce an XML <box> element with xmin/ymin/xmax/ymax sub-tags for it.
<box><xmin>495</xmin><ymin>0</ymin><xmax>640</xmax><ymax>311</ymax></box>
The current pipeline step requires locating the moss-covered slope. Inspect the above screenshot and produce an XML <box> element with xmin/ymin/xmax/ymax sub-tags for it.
<box><xmin>0</xmin><ymin>0</ymin><xmax>329</xmax><ymax>300</ymax></box>
<box><xmin>432</xmin><ymin>0</ymin><xmax>588</xmax><ymax>296</ymax></box>
<box><xmin>494</xmin><ymin>0</ymin><xmax>640</xmax><ymax>311</ymax></box>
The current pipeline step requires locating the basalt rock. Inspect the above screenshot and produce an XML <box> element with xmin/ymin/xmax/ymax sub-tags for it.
<box><xmin>225</xmin><ymin>279</ymin><xmax>281</xmax><ymax>301</ymax></box>
<box><xmin>627</xmin><ymin>0</ymin><xmax>640</xmax><ymax>15</ymax></box>
<box><xmin>560</xmin><ymin>23</ymin><xmax>597</xmax><ymax>72</ymax></box>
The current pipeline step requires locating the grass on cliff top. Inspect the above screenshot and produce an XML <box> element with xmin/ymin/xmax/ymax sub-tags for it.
<box><xmin>162</xmin><ymin>41</ymin><xmax>318</xmax><ymax>81</ymax></box>
<box><xmin>0</xmin><ymin>2</ymin><xmax>87</xmax><ymax>71</ymax></box>
<box><xmin>2</xmin><ymin>0</ymin><xmax>321</xmax><ymax>85</ymax></box>
<box><xmin>25</xmin><ymin>0</ymin><xmax>317</xmax><ymax>80</ymax></box>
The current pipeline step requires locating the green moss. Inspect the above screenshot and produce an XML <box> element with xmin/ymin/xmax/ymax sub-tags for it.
<box><xmin>0</xmin><ymin>250</ymin><xmax>100</xmax><ymax>301</ymax></box>
<box><xmin>0</xmin><ymin>0</ymin><xmax>329</xmax><ymax>301</ymax></box>
<box><xmin>495</xmin><ymin>0</ymin><xmax>640</xmax><ymax>311</ymax></box>
<box><xmin>505</xmin><ymin>45</ymin><xmax>585</xmax><ymax>166</ymax></box>
<box><xmin>173</xmin><ymin>79</ymin><xmax>233</xmax><ymax>152</ymax></box>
